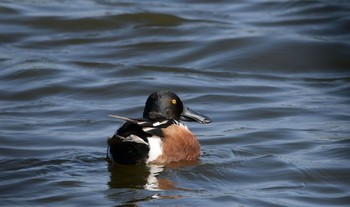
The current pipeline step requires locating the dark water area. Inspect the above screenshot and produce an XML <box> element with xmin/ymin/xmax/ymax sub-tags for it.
<box><xmin>1</xmin><ymin>0</ymin><xmax>350</xmax><ymax>206</ymax></box>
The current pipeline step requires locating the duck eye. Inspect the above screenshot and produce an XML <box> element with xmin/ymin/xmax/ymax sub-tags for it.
<box><xmin>171</xmin><ymin>99</ymin><xmax>177</xmax><ymax>104</ymax></box>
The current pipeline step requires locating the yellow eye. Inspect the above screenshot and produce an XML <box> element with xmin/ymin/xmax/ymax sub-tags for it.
<box><xmin>171</xmin><ymin>99</ymin><xmax>177</xmax><ymax>104</ymax></box>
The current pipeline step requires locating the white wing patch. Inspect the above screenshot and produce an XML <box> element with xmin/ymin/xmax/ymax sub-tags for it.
<box><xmin>142</xmin><ymin>127</ymin><xmax>154</xmax><ymax>132</ymax></box>
<box><xmin>146</xmin><ymin>136</ymin><xmax>163</xmax><ymax>162</ymax></box>
<box><xmin>124</xmin><ymin>134</ymin><xmax>148</xmax><ymax>145</ymax></box>
<box><xmin>143</xmin><ymin>120</ymin><xmax>169</xmax><ymax>132</ymax></box>
<box><xmin>152</xmin><ymin>120</ymin><xmax>168</xmax><ymax>126</ymax></box>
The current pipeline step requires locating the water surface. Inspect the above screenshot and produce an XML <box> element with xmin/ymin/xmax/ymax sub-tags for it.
<box><xmin>1</xmin><ymin>0</ymin><xmax>350</xmax><ymax>206</ymax></box>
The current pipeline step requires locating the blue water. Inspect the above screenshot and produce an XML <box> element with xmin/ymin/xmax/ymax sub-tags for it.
<box><xmin>1</xmin><ymin>0</ymin><xmax>349</xmax><ymax>206</ymax></box>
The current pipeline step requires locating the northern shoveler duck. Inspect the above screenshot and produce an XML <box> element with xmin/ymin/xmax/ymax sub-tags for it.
<box><xmin>107</xmin><ymin>91</ymin><xmax>211</xmax><ymax>165</ymax></box>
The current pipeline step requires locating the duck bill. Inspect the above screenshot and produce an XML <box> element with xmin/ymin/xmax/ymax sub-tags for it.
<box><xmin>180</xmin><ymin>107</ymin><xmax>212</xmax><ymax>124</ymax></box>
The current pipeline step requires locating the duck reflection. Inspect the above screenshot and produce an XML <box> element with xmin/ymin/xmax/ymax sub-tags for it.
<box><xmin>107</xmin><ymin>163</ymin><xmax>152</xmax><ymax>189</ymax></box>
<box><xmin>107</xmin><ymin>160</ymin><xmax>199</xmax><ymax>191</ymax></box>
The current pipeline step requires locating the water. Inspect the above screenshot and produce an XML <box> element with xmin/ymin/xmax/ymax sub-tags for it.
<box><xmin>1</xmin><ymin>0</ymin><xmax>350</xmax><ymax>206</ymax></box>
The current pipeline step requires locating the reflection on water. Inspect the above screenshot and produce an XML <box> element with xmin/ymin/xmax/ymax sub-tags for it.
<box><xmin>108</xmin><ymin>160</ymin><xmax>200</xmax><ymax>191</ymax></box>
<box><xmin>107</xmin><ymin>162</ymin><xmax>202</xmax><ymax>205</ymax></box>
<box><xmin>108</xmin><ymin>164</ymin><xmax>152</xmax><ymax>189</ymax></box>
<box><xmin>1</xmin><ymin>0</ymin><xmax>350</xmax><ymax>206</ymax></box>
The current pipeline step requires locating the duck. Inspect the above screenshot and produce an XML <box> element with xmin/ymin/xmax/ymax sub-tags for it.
<box><xmin>107</xmin><ymin>91</ymin><xmax>211</xmax><ymax>165</ymax></box>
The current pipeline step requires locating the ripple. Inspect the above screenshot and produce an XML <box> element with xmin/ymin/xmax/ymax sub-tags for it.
<box><xmin>1</xmin><ymin>0</ymin><xmax>350</xmax><ymax>206</ymax></box>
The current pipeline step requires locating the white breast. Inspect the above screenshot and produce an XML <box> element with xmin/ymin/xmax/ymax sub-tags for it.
<box><xmin>146</xmin><ymin>136</ymin><xmax>163</xmax><ymax>162</ymax></box>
